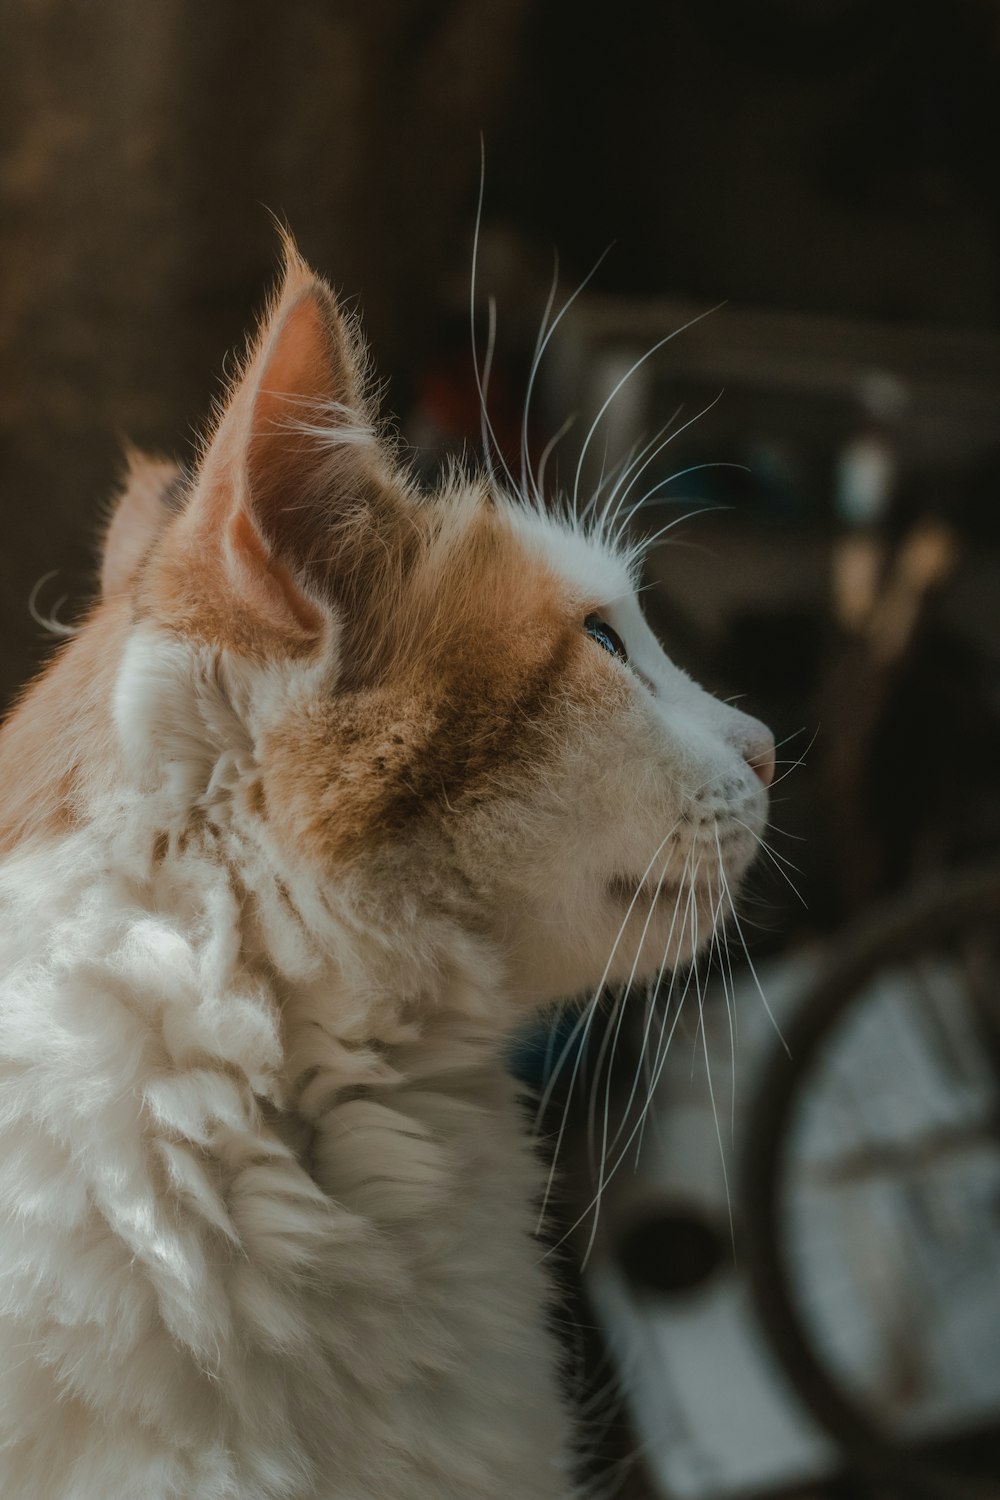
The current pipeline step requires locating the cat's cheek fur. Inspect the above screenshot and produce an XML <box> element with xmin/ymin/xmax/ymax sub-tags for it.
<box><xmin>449</xmin><ymin>667</ymin><xmax>764</xmax><ymax>1006</ymax></box>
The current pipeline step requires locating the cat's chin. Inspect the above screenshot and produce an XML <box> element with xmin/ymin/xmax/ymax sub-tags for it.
<box><xmin>603</xmin><ymin>867</ymin><xmax>734</xmax><ymax>924</ymax></box>
<box><xmin>604</xmin><ymin>827</ymin><xmax>757</xmax><ymax>921</ymax></box>
<box><xmin>597</xmin><ymin>873</ymin><xmax>735</xmax><ymax>984</ymax></box>
<box><xmin>604</xmin><ymin>873</ymin><xmax>681</xmax><ymax>907</ymax></box>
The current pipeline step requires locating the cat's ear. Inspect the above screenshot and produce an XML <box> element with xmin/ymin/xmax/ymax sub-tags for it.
<box><xmin>101</xmin><ymin>451</ymin><xmax>181</xmax><ymax>598</ymax></box>
<box><xmin>179</xmin><ymin>239</ymin><xmax>385</xmax><ymax>646</ymax></box>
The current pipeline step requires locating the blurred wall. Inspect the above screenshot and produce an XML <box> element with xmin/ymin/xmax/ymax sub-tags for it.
<box><xmin>3</xmin><ymin>0</ymin><xmax>999</xmax><ymax>714</ymax></box>
<box><xmin>0</xmin><ymin>0</ymin><xmax>530</xmax><ymax>710</ymax></box>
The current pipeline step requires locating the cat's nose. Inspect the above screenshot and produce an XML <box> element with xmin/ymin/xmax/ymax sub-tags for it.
<box><xmin>745</xmin><ymin>736</ymin><xmax>775</xmax><ymax>787</ymax></box>
<box><xmin>729</xmin><ymin>715</ymin><xmax>775</xmax><ymax>787</ymax></box>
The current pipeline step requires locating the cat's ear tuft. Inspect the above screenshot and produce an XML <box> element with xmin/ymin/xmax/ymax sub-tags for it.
<box><xmin>178</xmin><ymin>243</ymin><xmax>387</xmax><ymax>648</ymax></box>
<box><xmin>199</xmin><ymin>244</ymin><xmax>376</xmax><ymax>524</ymax></box>
<box><xmin>242</xmin><ymin>266</ymin><xmax>375</xmax><ymax>535</ymax></box>
<box><xmin>101</xmin><ymin>451</ymin><xmax>181</xmax><ymax>598</ymax></box>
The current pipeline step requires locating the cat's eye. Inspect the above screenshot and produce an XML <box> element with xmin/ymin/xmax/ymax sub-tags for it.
<box><xmin>584</xmin><ymin>613</ymin><xmax>628</xmax><ymax>665</ymax></box>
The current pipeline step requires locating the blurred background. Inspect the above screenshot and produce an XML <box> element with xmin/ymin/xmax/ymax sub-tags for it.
<box><xmin>3</xmin><ymin>1</ymin><xmax>1000</xmax><ymax>1496</ymax></box>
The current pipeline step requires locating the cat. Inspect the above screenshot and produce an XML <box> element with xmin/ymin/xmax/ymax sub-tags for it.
<box><xmin>0</xmin><ymin>238</ymin><xmax>774</xmax><ymax>1500</ymax></box>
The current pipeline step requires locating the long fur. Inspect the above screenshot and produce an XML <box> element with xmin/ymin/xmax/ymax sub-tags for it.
<box><xmin>0</xmin><ymin>244</ymin><xmax>773</xmax><ymax>1499</ymax></box>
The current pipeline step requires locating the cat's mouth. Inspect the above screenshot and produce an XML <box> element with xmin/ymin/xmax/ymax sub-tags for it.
<box><xmin>606</xmin><ymin>873</ymin><xmax>681</xmax><ymax>908</ymax></box>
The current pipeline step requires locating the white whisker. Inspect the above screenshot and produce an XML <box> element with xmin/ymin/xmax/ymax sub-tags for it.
<box><xmin>732</xmin><ymin>817</ymin><xmax>809</xmax><ymax>907</ymax></box>
<box><xmin>535</xmin><ymin>414</ymin><xmax>576</xmax><ymax>503</ymax></box>
<box><xmin>579</xmin><ymin>405</ymin><xmax>685</xmax><ymax>531</ymax></box>
<box><xmin>549</xmin><ymin>858</ymin><xmax>703</xmax><ymax>1264</ymax></box>
<box><xmin>721</xmin><ymin>869</ymin><xmax>790</xmax><ymax>1057</ymax></box>
<box><xmin>633</xmin><ymin>857</ymin><xmax>701</xmax><ymax>1162</ymax></box>
<box><xmin>534</xmin><ymin>828</ymin><xmax>678</xmax><ymax>1233</ymax></box>
<box><xmin>607</xmin><ymin>845</ymin><xmax>693</xmax><ymax>1154</ymax></box>
<box><xmin>615</xmin><ymin>462</ymin><xmax>749</xmax><ymax>547</ymax></box>
<box><xmin>621</xmin><ymin>504</ymin><xmax>732</xmax><ymax>563</ymax></box>
<box><xmin>522</xmin><ymin>243</ymin><xmax>613</xmax><ymax>509</ymax></box>
<box><xmin>692</xmin><ymin>868</ymin><xmax>735</xmax><ymax>1248</ymax></box>
<box><xmin>469</xmin><ymin>142</ymin><xmax>519</xmax><ymax>497</ymax></box>
<box><xmin>587</xmin><ymin>844</ymin><xmax>679</xmax><ymax>1166</ymax></box>
<box><xmin>711</xmin><ymin>832</ymin><xmax>739</xmax><ymax>1139</ymax></box>
<box><xmin>28</xmin><ymin>572</ymin><xmax>78</xmax><ymax>639</ymax></box>
<box><xmin>521</xmin><ymin>248</ymin><xmax>560</xmax><ymax>505</ymax></box>
<box><xmin>601</xmin><ymin>388</ymin><xmax>728</xmax><ymax>537</ymax></box>
<box><xmin>571</xmin><ymin>306</ymin><xmax>725</xmax><ymax>524</ymax></box>
<box><xmin>583</xmin><ymin>844</ymin><xmax>680</xmax><ymax>1255</ymax></box>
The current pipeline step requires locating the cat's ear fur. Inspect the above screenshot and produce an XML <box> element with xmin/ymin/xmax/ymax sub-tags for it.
<box><xmin>101</xmin><ymin>452</ymin><xmax>182</xmax><ymax>598</ymax></box>
<box><xmin>173</xmin><ymin>238</ymin><xmax>390</xmax><ymax>648</ymax></box>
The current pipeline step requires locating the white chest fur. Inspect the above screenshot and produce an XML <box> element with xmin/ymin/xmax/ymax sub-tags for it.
<box><xmin>0</xmin><ymin>843</ymin><xmax>575</xmax><ymax>1500</ymax></box>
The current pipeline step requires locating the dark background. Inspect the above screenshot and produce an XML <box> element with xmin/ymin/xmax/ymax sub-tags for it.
<box><xmin>4</xmin><ymin>0</ymin><xmax>1000</xmax><ymax>713</ymax></box>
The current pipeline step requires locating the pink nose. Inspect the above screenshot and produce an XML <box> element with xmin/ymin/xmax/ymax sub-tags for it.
<box><xmin>726</xmin><ymin>712</ymin><xmax>776</xmax><ymax>788</ymax></box>
<box><xmin>743</xmin><ymin>731</ymin><xmax>776</xmax><ymax>787</ymax></box>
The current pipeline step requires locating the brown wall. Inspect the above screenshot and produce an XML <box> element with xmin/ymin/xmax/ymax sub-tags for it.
<box><xmin>0</xmin><ymin>0</ymin><xmax>531</xmax><ymax>710</ymax></box>
<box><xmin>3</xmin><ymin>0</ymin><xmax>998</xmax><ymax>713</ymax></box>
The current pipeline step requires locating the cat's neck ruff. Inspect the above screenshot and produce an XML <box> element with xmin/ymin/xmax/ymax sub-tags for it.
<box><xmin>0</xmin><ymin>815</ymin><xmax>574</xmax><ymax>1500</ymax></box>
<box><xmin>1</xmin><ymin>775</ymin><xmax>513</xmax><ymax>1101</ymax></box>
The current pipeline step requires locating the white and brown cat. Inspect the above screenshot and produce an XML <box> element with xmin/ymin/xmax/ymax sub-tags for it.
<box><xmin>0</xmin><ymin>241</ymin><xmax>773</xmax><ymax>1499</ymax></box>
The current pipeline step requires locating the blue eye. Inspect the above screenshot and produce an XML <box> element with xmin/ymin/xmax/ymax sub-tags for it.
<box><xmin>584</xmin><ymin>613</ymin><xmax>628</xmax><ymax>664</ymax></box>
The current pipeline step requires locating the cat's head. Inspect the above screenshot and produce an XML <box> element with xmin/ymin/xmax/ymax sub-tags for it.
<box><xmin>21</xmin><ymin>244</ymin><xmax>774</xmax><ymax>1012</ymax></box>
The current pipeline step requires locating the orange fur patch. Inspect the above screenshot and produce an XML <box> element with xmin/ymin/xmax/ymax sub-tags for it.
<box><xmin>260</xmin><ymin>498</ymin><xmax>623</xmax><ymax>865</ymax></box>
<box><xmin>0</xmin><ymin>600</ymin><xmax>129</xmax><ymax>853</ymax></box>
